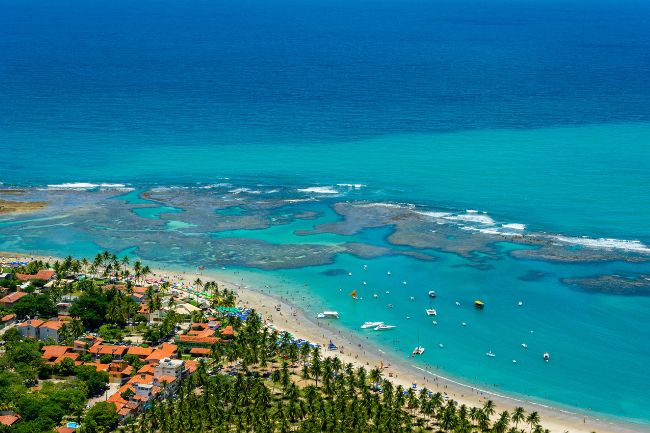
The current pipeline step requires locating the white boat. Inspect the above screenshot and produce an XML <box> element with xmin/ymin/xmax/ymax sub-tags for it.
<box><xmin>439</xmin><ymin>343</ymin><xmax>444</xmax><ymax>348</ymax></box>
<box><xmin>518</xmin><ymin>301</ymin><xmax>523</xmax><ymax>306</ymax></box>
<box><xmin>428</xmin><ymin>290</ymin><xmax>436</xmax><ymax>298</ymax></box>
<box><xmin>486</xmin><ymin>351</ymin><xmax>496</xmax><ymax>357</ymax></box>
<box><xmin>521</xmin><ymin>343</ymin><xmax>528</xmax><ymax>348</ymax></box>
<box><xmin>410</xmin><ymin>296</ymin><xmax>415</xmax><ymax>301</ymax></box>
<box><xmin>361</xmin><ymin>321</ymin><xmax>384</xmax><ymax>329</ymax></box>
<box><xmin>461</xmin><ymin>322</ymin><xmax>467</xmax><ymax>326</ymax></box>
<box><xmin>374</xmin><ymin>324</ymin><xmax>396</xmax><ymax>331</ymax></box>
<box><xmin>432</xmin><ymin>320</ymin><xmax>438</xmax><ymax>325</ymax></box>
<box><xmin>387</xmin><ymin>271</ymin><xmax>391</xmax><ymax>276</ymax></box>
<box><xmin>512</xmin><ymin>360</ymin><xmax>517</xmax><ymax>364</ymax></box>
<box><xmin>412</xmin><ymin>346</ymin><xmax>425</xmax><ymax>356</ymax></box>
<box><xmin>455</xmin><ymin>301</ymin><xmax>461</xmax><ymax>306</ymax></box>
<box><xmin>544</xmin><ymin>352</ymin><xmax>550</xmax><ymax>362</ymax></box>
<box><xmin>426</xmin><ymin>308</ymin><xmax>437</xmax><ymax>316</ymax></box>
<box><xmin>317</xmin><ymin>311</ymin><xmax>339</xmax><ymax>319</ymax></box>
<box><xmin>373</xmin><ymin>293</ymin><xmax>379</xmax><ymax>298</ymax></box>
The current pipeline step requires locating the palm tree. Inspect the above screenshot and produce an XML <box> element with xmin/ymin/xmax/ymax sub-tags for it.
<box><xmin>512</xmin><ymin>406</ymin><xmax>525</xmax><ymax>430</ymax></box>
<box><xmin>526</xmin><ymin>411</ymin><xmax>541</xmax><ymax>432</ymax></box>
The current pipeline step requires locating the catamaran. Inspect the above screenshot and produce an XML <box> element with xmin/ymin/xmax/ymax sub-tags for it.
<box><xmin>361</xmin><ymin>321</ymin><xmax>384</xmax><ymax>329</ymax></box>
<box><xmin>486</xmin><ymin>350</ymin><xmax>496</xmax><ymax>357</ymax></box>
<box><xmin>425</xmin><ymin>308</ymin><xmax>437</xmax><ymax>316</ymax></box>
<box><xmin>317</xmin><ymin>311</ymin><xmax>339</xmax><ymax>319</ymax></box>
<box><xmin>412</xmin><ymin>330</ymin><xmax>424</xmax><ymax>356</ymax></box>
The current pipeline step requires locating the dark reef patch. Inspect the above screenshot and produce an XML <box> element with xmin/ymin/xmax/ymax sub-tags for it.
<box><xmin>561</xmin><ymin>274</ymin><xmax>650</xmax><ymax>296</ymax></box>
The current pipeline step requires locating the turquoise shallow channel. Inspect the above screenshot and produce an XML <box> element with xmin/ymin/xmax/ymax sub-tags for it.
<box><xmin>2</xmin><ymin>0</ymin><xmax>650</xmax><ymax>427</ymax></box>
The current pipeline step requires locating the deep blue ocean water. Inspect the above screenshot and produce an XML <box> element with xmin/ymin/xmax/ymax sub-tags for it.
<box><xmin>2</xmin><ymin>0</ymin><xmax>650</xmax><ymax>426</ymax></box>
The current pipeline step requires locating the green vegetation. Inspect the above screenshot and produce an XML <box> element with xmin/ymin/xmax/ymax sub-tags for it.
<box><xmin>0</xmin><ymin>332</ymin><xmax>109</xmax><ymax>433</ymax></box>
<box><xmin>118</xmin><ymin>313</ymin><xmax>549</xmax><ymax>433</ymax></box>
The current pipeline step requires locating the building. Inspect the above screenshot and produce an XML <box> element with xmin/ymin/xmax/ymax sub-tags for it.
<box><xmin>145</xmin><ymin>343</ymin><xmax>177</xmax><ymax>364</ymax></box>
<box><xmin>15</xmin><ymin>269</ymin><xmax>56</xmax><ymax>282</ymax></box>
<box><xmin>0</xmin><ymin>414</ymin><xmax>20</xmax><ymax>427</ymax></box>
<box><xmin>154</xmin><ymin>358</ymin><xmax>185</xmax><ymax>379</ymax></box>
<box><xmin>126</xmin><ymin>346</ymin><xmax>154</xmax><ymax>360</ymax></box>
<box><xmin>39</xmin><ymin>319</ymin><xmax>66</xmax><ymax>342</ymax></box>
<box><xmin>0</xmin><ymin>314</ymin><xmax>16</xmax><ymax>328</ymax></box>
<box><xmin>0</xmin><ymin>291</ymin><xmax>28</xmax><ymax>308</ymax></box>
<box><xmin>89</xmin><ymin>344</ymin><xmax>128</xmax><ymax>361</ymax></box>
<box><xmin>17</xmin><ymin>319</ymin><xmax>44</xmax><ymax>339</ymax></box>
<box><xmin>41</xmin><ymin>346</ymin><xmax>78</xmax><ymax>365</ymax></box>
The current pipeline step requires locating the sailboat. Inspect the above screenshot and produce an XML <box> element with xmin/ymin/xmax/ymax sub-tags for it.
<box><xmin>412</xmin><ymin>330</ymin><xmax>425</xmax><ymax>356</ymax></box>
<box><xmin>350</xmin><ymin>290</ymin><xmax>358</xmax><ymax>300</ymax></box>
<box><xmin>361</xmin><ymin>321</ymin><xmax>384</xmax><ymax>329</ymax></box>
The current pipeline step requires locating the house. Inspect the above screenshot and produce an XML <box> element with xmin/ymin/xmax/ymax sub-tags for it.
<box><xmin>0</xmin><ymin>273</ymin><xmax>11</xmax><ymax>280</ymax></box>
<box><xmin>107</xmin><ymin>361</ymin><xmax>133</xmax><ymax>384</ymax></box>
<box><xmin>55</xmin><ymin>427</ymin><xmax>75</xmax><ymax>433</ymax></box>
<box><xmin>17</xmin><ymin>319</ymin><xmax>44</xmax><ymax>339</ymax></box>
<box><xmin>0</xmin><ymin>291</ymin><xmax>28</xmax><ymax>308</ymax></box>
<box><xmin>145</xmin><ymin>343</ymin><xmax>177</xmax><ymax>364</ymax></box>
<box><xmin>41</xmin><ymin>346</ymin><xmax>77</xmax><ymax>365</ymax></box>
<box><xmin>39</xmin><ymin>319</ymin><xmax>66</xmax><ymax>342</ymax></box>
<box><xmin>0</xmin><ymin>314</ymin><xmax>16</xmax><ymax>328</ymax></box>
<box><xmin>89</xmin><ymin>344</ymin><xmax>128</xmax><ymax>360</ymax></box>
<box><xmin>73</xmin><ymin>335</ymin><xmax>103</xmax><ymax>352</ymax></box>
<box><xmin>126</xmin><ymin>346</ymin><xmax>154</xmax><ymax>360</ymax></box>
<box><xmin>177</xmin><ymin>322</ymin><xmax>220</xmax><ymax>348</ymax></box>
<box><xmin>189</xmin><ymin>347</ymin><xmax>211</xmax><ymax>357</ymax></box>
<box><xmin>0</xmin><ymin>414</ymin><xmax>20</xmax><ymax>427</ymax></box>
<box><xmin>15</xmin><ymin>269</ymin><xmax>56</xmax><ymax>282</ymax></box>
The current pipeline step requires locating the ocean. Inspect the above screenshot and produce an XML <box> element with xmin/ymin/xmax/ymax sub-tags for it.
<box><xmin>1</xmin><ymin>0</ymin><xmax>650</xmax><ymax>427</ymax></box>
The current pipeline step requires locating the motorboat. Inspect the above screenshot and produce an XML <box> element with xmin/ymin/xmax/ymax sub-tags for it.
<box><xmin>361</xmin><ymin>321</ymin><xmax>384</xmax><ymax>329</ymax></box>
<box><xmin>521</xmin><ymin>343</ymin><xmax>528</xmax><ymax>348</ymax></box>
<box><xmin>426</xmin><ymin>308</ymin><xmax>437</xmax><ymax>316</ymax></box>
<box><xmin>486</xmin><ymin>351</ymin><xmax>496</xmax><ymax>357</ymax></box>
<box><xmin>387</xmin><ymin>271</ymin><xmax>391</xmax><ymax>276</ymax></box>
<box><xmin>518</xmin><ymin>301</ymin><xmax>523</xmax><ymax>306</ymax></box>
<box><xmin>544</xmin><ymin>352</ymin><xmax>550</xmax><ymax>362</ymax></box>
<box><xmin>373</xmin><ymin>293</ymin><xmax>379</xmax><ymax>298</ymax></box>
<box><xmin>374</xmin><ymin>324</ymin><xmax>396</xmax><ymax>331</ymax></box>
<box><xmin>410</xmin><ymin>296</ymin><xmax>415</xmax><ymax>301</ymax></box>
<box><xmin>432</xmin><ymin>320</ymin><xmax>438</xmax><ymax>325</ymax></box>
<box><xmin>412</xmin><ymin>346</ymin><xmax>425</xmax><ymax>356</ymax></box>
<box><xmin>438</xmin><ymin>343</ymin><xmax>444</xmax><ymax>348</ymax></box>
<box><xmin>316</xmin><ymin>311</ymin><xmax>340</xmax><ymax>319</ymax></box>
<box><xmin>461</xmin><ymin>322</ymin><xmax>467</xmax><ymax>326</ymax></box>
<box><xmin>388</xmin><ymin>304</ymin><xmax>394</xmax><ymax>309</ymax></box>
<box><xmin>474</xmin><ymin>300</ymin><xmax>485</xmax><ymax>309</ymax></box>
<box><xmin>428</xmin><ymin>290</ymin><xmax>436</xmax><ymax>298</ymax></box>
<box><xmin>455</xmin><ymin>301</ymin><xmax>461</xmax><ymax>306</ymax></box>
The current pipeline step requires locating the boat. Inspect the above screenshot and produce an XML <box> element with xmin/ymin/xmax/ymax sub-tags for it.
<box><xmin>486</xmin><ymin>350</ymin><xmax>495</xmax><ymax>357</ymax></box>
<box><xmin>455</xmin><ymin>301</ymin><xmax>461</xmax><ymax>306</ymax></box>
<box><xmin>410</xmin><ymin>296</ymin><xmax>415</xmax><ymax>301</ymax></box>
<box><xmin>474</xmin><ymin>300</ymin><xmax>485</xmax><ymax>309</ymax></box>
<box><xmin>316</xmin><ymin>311</ymin><xmax>339</xmax><ymax>319</ymax></box>
<box><xmin>512</xmin><ymin>359</ymin><xmax>517</xmax><ymax>364</ymax></box>
<box><xmin>361</xmin><ymin>321</ymin><xmax>384</xmax><ymax>329</ymax></box>
<box><xmin>412</xmin><ymin>346</ymin><xmax>425</xmax><ymax>356</ymax></box>
<box><xmin>461</xmin><ymin>322</ymin><xmax>467</xmax><ymax>326</ymax></box>
<box><xmin>518</xmin><ymin>301</ymin><xmax>523</xmax><ymax>306</ymax></box>
<box><xmin>388</xmin><ymin>304</ymin><xmax>393</xmax><ymax>308</ymax></box>
<box><xmin>428</xmin><ymin>290</ymin><xmax>436</xmax><ymax>298</ymax></box>
<box><xmin>521</xmin><ymin>343</ymin><xmax>528</xmax><ymax>348</ymax></box>
<box><xmin>387</xmin><ymin>271</ymin><xmax>391</xmax><ymax>276</ymax></box>
<box><xmin>432</xmin><ymin>320</ymin><xmax>438</xmax><ymax>325</ymax></box>
<box><xmin>544</xmin><ymin>352</ymin><xmax>550</xmax><ymax>362</ymax></box>
<box><xmin>411</xmin><ymin>330</ymin><xmax>424</xmax><ymax>356</ymax></box>
<box><xmin>373</xmin><ymin>293</ymin><xmax>379</xmax><ymax>298</ymax></box>
<box><xmin>425</xmin><ymin>308</ymin><xmax>437</xmax><ymax>316</ymax></box>
<box><xmin>374</xmin><ymin>324</ymin><xmax>396</xmax><ymax>331</ymax></box>
<box><xmin>350</xmin><ymin>290</ymin><xmax>358</xmax><ymax>300</ymax></box>
<box><xmin>438</xmin><ymin>343</ymin><xmax>444</xmax><ymax>348</ymax></box>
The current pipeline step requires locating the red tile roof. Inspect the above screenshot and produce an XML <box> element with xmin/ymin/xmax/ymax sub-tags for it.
<box><xmin>127</xmin><ymin>346</ymin><xmax>154</xmax><ymax>357</ymax></box>
<box><xmin>15</xmin><ymin>269</ymin><xmax>56</xmax><ymax>281</ymax></box>
<box><xmin>89</xmin><ymin>345</ymin><xmax>128</xmax><ymax>356</ymax></box>
<box><xmin>55</xmin><ymin>427</ymin><xmax>75</xmax><ymax>433</ymax></box>
<box><xmin>0</xmin><ymin>415</ymin><xmax>20</xmax><ymax>426</ymax></box>
<box><xmin>18</xmin><ymin>319</ymin><xmax>44</xmax><ymax>328</ymax></box>
<box><xmin>189</xmin><ymin>347</ymin><xmax>211</xmax><ymax>355</ymax></box>
<box><xmin>42</xmin><ymin>345</ymin><xmax>74</xmax><ymax>359</ymax></box>
<box><xmin>220</xmin><ymin>325</ymin><xmax>234</xmax><ymax>336</ymax></box>
<box><xmin>179</xmin><ymin>335</ymin><xmax>219</xmax><ymax>345</ymax></box>
<box><xmin>40</xmin><ymin>320</ymin><xmax>66</xmax><ymax>330</ymax></box>
<box><xmin>1</xmin><ymin>313</ymin><xmax>15</xmax><ymax>321</ymax></box>
<box><xmin>0</xmin><ymin>291</ymin><xmax>28</xmax><ymax>304</ymax></box>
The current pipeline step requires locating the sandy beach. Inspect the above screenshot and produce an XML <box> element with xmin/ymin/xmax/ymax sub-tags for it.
<box><xmin>2</xmin><ymin>251</ymin><xmax>645</xmax><ymax>433</ymax></box>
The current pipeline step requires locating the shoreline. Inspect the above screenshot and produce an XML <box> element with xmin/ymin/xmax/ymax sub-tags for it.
<box><xmin>2</xmin><ymin>251</ymin><xmax>647</xmax><ymax>433</ymax></box>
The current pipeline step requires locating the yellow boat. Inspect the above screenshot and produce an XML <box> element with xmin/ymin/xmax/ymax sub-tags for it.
<box><xmin>474</xmin><ymin>300</ymin><xmax>485</xmax><ymax>309</ymax></box>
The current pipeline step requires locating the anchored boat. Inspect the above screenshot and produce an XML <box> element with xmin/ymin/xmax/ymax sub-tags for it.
<box><xmin>317</xmin><ymin>311</ymin><xmax>339</xmax><ymax>319</ymax></box>
<box><xmin>361</xmin><ymin>321</ymin><xmax>384</xmax><ymax>329</ymax></box>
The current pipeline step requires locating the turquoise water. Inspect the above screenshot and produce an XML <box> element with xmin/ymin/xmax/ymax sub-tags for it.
<box><xmin>2</xmin><ymin>0</ymin><xmax>650</xmax><ymax>426</ymax></box>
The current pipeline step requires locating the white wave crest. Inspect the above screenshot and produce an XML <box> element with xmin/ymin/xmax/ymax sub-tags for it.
<box><xmin>336</xmin><ymin>183</ymin><xmax>366</xmax><ymax>189</ymax></box>
<box><xmin>46</xmin><ymin>182</ymin><xmax>128</xmax><ymax>191</ymax></box>
<box><xmin>553</xmin><ymin>236</ymin><xmax>650</xmax><ymax>254</ymax></box>
<box><xmin>444</xmin><ymin>212</ymin><xmax>495</xmax><ymax>225</ymax></box>
<box><xmin>297</xmin><ymin>186</ymin><xmax>340</xmax><ymax>194</ymax></box>
<box><xmin>502</xmin><ymin>223</ymin><xmax>526</xmax><ymax>230</ymax></box>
